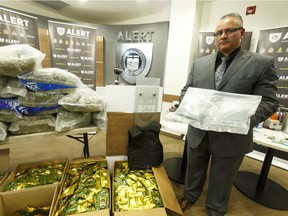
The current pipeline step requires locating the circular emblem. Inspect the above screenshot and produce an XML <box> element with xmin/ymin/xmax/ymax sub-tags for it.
<box><xmin>121</xmin><ymin>48</ymin><xmax>146</xmax><ymax>77</ymax></box>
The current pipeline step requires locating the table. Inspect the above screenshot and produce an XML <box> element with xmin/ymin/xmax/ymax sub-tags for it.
<box><xmin>1</xmin><ymin>126</ymin><xmax>98</xmax><ymax>157</ymax></box>
<box><xmin>163</xmin><ymin>140</ymin><xmax>187</xmax><ymax>184</ymax></box>
<box><xmin>161</xmin><ymin>118</ymin><xmax>187</xmax><ymax>184</ymax></box>
<box><xmin>234</xmin><ymin>128</ymin><xmax>288</xmax><ymax>210</ymax></box>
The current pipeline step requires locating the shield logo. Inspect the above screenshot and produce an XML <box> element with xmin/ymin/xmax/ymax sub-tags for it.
<box><xmin>116</xmin><ymin>43</ymin><xmax>153</xmax><ymax>84</ymax></box>
<box><xmin>206</xmin><ymin>36</ymin><xmax>214</xmax><ymax>45</ymax></box>
<box><xmin>57</xmin><ymin>27</ymin><xmax>65</xmax><ymax>36</ymax></box>
<box><xmin>269</xmin><ymin>33</ymin><xmax>282</xmax><ymax>43</ymax></box>
<box><xmin>127</xmin><ymin>55</ymin><xmax>140</xmax><ymax>71</ymax></box>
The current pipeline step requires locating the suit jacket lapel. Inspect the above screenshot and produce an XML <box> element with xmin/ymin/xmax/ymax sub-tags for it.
<box><xmin>217</xmin><ymin>49</ymin><xmax>251</xmax><ymax>89</ymax></box>
<box><xmin>206</xmin><ymin>54</ymin><xmax>217</xmax><ymax>89</ymax></box>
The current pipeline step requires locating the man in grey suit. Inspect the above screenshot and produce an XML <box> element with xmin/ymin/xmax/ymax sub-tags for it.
<box><xmin>178</xmin><ymin>13</ymin><xmax>278</xmax><ymax>216</ymax></box>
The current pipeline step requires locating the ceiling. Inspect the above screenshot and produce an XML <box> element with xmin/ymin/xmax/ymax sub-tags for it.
<box><xmin>28</xmin><ymin>0</ymin><xmax>172</xmax><ymax>24</ymax></box>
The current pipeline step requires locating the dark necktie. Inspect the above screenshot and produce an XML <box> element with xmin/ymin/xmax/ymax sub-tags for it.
<box><xmin>215</xmin><ymin>56</ymin><xmax>229</xmax><ymax>88</ymax></box>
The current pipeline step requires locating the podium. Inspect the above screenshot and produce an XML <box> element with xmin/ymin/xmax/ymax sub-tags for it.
<box><xmin>97</xmin><ymin>84</ymin><xmax>163</xmax><ymax>156</ymax></box>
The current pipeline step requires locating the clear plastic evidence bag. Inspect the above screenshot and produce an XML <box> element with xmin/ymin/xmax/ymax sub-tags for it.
<box><xmin>174</xmin><ymin>87</ymin><xmax>262</xmax><ymax>135</ymax></box>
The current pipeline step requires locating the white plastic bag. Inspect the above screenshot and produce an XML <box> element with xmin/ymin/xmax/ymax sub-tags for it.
<box><xmin>175</xmin><ymin>87</ymin><xmax>262</xmax><ymax>134</ymax></box>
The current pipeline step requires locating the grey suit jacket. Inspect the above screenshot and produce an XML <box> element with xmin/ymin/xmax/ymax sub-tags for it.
<box><xmin>180</xmin><ymin>48</ymin><xmax>278</xmax><ymax>157</ymax></box>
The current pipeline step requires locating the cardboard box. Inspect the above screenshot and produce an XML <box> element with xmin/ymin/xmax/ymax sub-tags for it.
<box><xmin>0</xmin><ymin>149</ymin><xmax>9</xmax><ymax>187</ymax></box>
<box><xmin>53</xmin><ymin>156</ymin><xmax>110</xmax><ymax>216</ymax></box>
<box><xmin>0</xmin><ymin>184</ymin><xmax>58</xmax><ymax>216</ymax></box>
<box><xmin>112</xmin><ymin>161</ymin><xmax>183</xmax><ymax>216</ymax></box>
<box><xmin>0</xmin><ymin>158</ymin><xmax>68</xmax><ymax>193</ymax></box>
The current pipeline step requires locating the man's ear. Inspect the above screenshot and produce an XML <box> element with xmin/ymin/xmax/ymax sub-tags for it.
<box><xmin>241</xmin><ymin>28</ymin><xmax>246</xmax><ymax>38</ymax></box>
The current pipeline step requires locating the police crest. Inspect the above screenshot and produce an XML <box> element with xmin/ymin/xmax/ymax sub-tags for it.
<box><xmin>116</xmin><ymin>43</ymin><xmax>153</xmax><ymax>84</ymax></box>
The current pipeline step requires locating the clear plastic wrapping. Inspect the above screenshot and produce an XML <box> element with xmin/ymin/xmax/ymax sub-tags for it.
<box><xmin>0</xmin><ymin>44</ymin><xmax>45</xmax><ymax>77</ymax></box>
<box><xmin>0</xmin><ymin>77</ymin><xmax>28</xmax><ymax>98</ymax></box>
<box><xmin>17</xmin><ymin>91</ymin><xmax>64</xmax><ymax>115</ymax></box>
<box><xmin>175</xmin><ymin>87</ymin><xmax>262</xmax><ymax>134</ymax></box>
<box><xmin>8</xmin><ymin>115</ymin><xmax>56</xmax><ymax>135</ymax></box>
<box><xmin>18</xmin><ymin>67</ymin><xmax>85</xmax><ymax>93</ymax></box>
<box><xmin>0</xmin><ymin>110</ymin><xmax>22</xmax><ymax>123</ymax></box>
<box><xmin>0</xmin><ymin>122</ymin><xmax>9</xmax><ymax>141</ymax></box>
<box><xmin>91</xmin><ymin>111</ymin><xmax>108</xmax><ymax>132</ymax></box>
<box><xmin>55</xmin><ymin>111</ymin><xmax>91</xmax><ymax>132</ymax></box>
<box><xmin>58</xmin><ymin>87</ymin><xmax>105</xmax><ymax>112</ymax></box>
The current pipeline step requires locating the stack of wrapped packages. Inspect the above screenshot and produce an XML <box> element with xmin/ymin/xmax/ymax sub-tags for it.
<box><xmin>2</xmin><ymin>162</ymin><xmax>66</xmax><ymax>192</ymax></box>
<box><xmin>113</xmin><ymin>161</ymin><xmax>163</xmax><ymax>212</ymax></box>
<box><xmin>0</xmin><ymin>44</ymin><xmax>107</xmax><ymax>141</ymax></box>
<box><xmin>0</xmin><ymin>159</ymin><xmax>68</xmax><ymax>216</ymax></box>
<box><xmin>54</xmin><ymin>160</ymin><xmax>110</xmax><ymax>216</ymax></box>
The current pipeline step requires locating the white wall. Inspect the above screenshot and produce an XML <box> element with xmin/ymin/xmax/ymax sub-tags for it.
<box><xmin>163</xmin><ymin>0</ymin><xmax>203</xmax><ymax>96</ymax></box>
<box><xmin>162</xmin><ymin>0</ymin><xmax>208</xmax><ymax>97</ymax></box>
